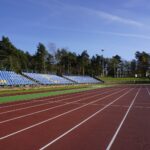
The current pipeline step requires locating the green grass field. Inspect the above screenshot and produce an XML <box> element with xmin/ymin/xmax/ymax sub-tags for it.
<box><xmin>0</xmin><ymin>84</ymin><xmax>111</xmax><ymax>104</ymax></box>
<box><xmin>100</xmin><ymin>77</ymin><xmax>150</xmax><ymax>84</ymax></box>
<box><xmin>0</xmin><ymin>84</ymin><xmax>93</xmax><ymax>96</ymax></box>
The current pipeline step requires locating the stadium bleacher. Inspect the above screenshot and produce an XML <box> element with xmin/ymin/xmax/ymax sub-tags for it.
<box><xmin>23</xmin><ymin>73</ymin><xmax>53</xmax><ymax>85</ymax></box>
<box><xmin>0</xmin><ymin>71</ymin><xmax>101</xmax><ymax>86</ymax></box>
<box><xmin>64</xmin><ymin>75</ymin><xmax>101</xmax><ymax>84</ymax></box>
<box><xmin>42</xmin><ymin>74</ymin><xmax>73</xmax><ymax>84</ymax></box>
<box><xmin>23</xmin><ymin>73</ymin><xmax>73</xmax><ymax>85</ymax></box>
<box><xmin>0</xmin><ymin>71</ymin><xmax>36</xmax><ymax>86</ymax></box>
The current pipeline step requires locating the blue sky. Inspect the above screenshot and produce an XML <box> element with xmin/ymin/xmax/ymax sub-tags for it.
<box><xmin>0</xmin><ymin>0</ymin><xmax>150</xmax><ymax>60</ymax></box>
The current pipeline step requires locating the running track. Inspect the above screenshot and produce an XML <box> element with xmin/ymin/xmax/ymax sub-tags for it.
<box><xmin>0</xmin><ymin>85</ymin><xmax>150</xmax><ymax>150</ymax></box>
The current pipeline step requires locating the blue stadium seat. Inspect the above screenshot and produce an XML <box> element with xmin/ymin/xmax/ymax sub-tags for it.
<box><xmin>64</xmin><ymin>75</ymin><xmax>101</xmax><ymax>84</ymax></box>
<box><xmin>0</xmin><ymin>71</ymin><xmax>101</xmax><ymax>86</ymax></box>
<box><xmin>43</xmin><ymin>74</ymin><xmax>73</xmax><ymax>84</ymax></box>
<box><xmin>23</xmin><ymin>73</ymin><xmax>73</xmax><ymax>85</ymax></box>
<box><xmin>0</xmin><ymin>71</ymin><xmax>36</xmax><ymax>86</ymax></box>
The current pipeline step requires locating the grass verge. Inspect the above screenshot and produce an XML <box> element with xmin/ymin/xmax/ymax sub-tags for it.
<box><xmin>0</xmin><ymin>84</ymin><xmax>92</xmax><ymax>96</ymax></box>
<box><xmin>0</xmin><ymin>84</ymin><xmax>112</xmax><ymax>104</ymax></box>
<box><xmin>100</xmin><ymin>77</ymin><xmax>150</xmax><ymax>84</ymax></box>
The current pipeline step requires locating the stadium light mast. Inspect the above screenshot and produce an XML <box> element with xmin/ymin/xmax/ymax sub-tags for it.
<box><xmin>101</xmin><ymin>49</ymin><xmax>105</xmax><ymax>77</ymax></box>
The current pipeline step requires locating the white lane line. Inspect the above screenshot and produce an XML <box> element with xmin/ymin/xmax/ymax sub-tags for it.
<box><xmin>0</xmin><ymin>88</ymin><xmax>104</xmax><ymax>109</ymax></box>
<box><xmin>0</xmin><ymin>88</ymin><xmax>121</xmax><ymax>124</ymax></box>
<box><xmin>39</xmin><ymin>88</ymin><xmax>134</xmax><ymax>150</ymax></box>
<box><xmin>0</xmin><ymin>88</ymin><xmax>117</xmax><ymax>115</ymax></box>
<box><xmin>0</xmin><ymin>88</ymin><xmax>129</xmax><ymax>140</ymax></box>
<box><xmin>106</xmin><ymin>88</ymin><xmax>140</xmax><ymax>150</ymax></box>
<box><xmin>146</xmin><ymin>87</ymin><xmax>150</xmax><ymax>96</ymax></box>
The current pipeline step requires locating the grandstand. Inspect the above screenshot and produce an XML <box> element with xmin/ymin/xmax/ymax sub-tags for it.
<box><xmin>64</xmin><ymin>75</ymin><xmax>101</xmax><ymax>84</ymax></box>
<box><xmin>23</xmin><ymin>73</ymin><xmax>53</xmax><ymax>85</ymax></box>
<box><xmin>0</xmin><ymin>71</ymin><xmax>36</xmax><ymax>86</ymax></box>
<box><xmin>0</xmin><ymin>71</ymin><xmax>101</xmax><ymax>86</ymax></box>
<box><xmin>22</xmin><ymin>73</ymin><xmax>73</xmax><ymax>85</ymax></box>
<box><xmin>43</xmin><ymin>74</ymin><xmax>73</xmax><ymax>84</ymax></box>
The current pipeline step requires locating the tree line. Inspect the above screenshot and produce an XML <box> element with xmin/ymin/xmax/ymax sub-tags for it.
<box><xmin>0</xmin><ymin>36</ymin><xmax>150</xmax><ymax>77</ymax></box>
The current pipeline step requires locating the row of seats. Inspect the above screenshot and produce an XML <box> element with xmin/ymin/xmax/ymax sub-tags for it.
<box><xmin>0</xmin><ymin>71</ymin><xmax>36</xmax><ymax>86</ymax></box>
<box><xmin>64</xmin><ymin>75</ymin><xmax>101</xmax><ymax>84</ymax></box>
<box><xmin>0</xmin><ymin>71</ymin><xmax>101</xmax><ymax>86</ymax></box>
<box><xmin>43</xmin><ymin>74</ymin><xmax>73</xmax><ymax>84</ymax></box>
<box><xmin>23</xmin><ymin>73</ymin><xmax>73</xmax><ymax>85</ymax></box>
<box><xmin>23</xmin><ymin>73</ymin><xmax>53</xmax><ymax>85</ymax></box>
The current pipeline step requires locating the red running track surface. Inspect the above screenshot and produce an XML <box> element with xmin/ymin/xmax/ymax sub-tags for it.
<box><xmin>0</xmin><ymin>85</ymin><xmax>149</xmax><ymax>150</ymax></box>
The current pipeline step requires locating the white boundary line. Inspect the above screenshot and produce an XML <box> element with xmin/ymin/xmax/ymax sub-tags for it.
<box><xmin>146</xmin><ymin>87</ymin><xmax>150</xmax><ymax>96</ymax></box>
<box><xmin>39</xmin><ymin>88</ymin><xmax>134</xmax><ymax>150</ymax></box>
<box><xmin>0</xmin><ymin>88</ymin><xmax>129</xmax><ymax>140</ymax></box>
<box><xmin>0</xmin><ymin>88</ymin><xmax>117</xmax><ymax>115</ymax></box>
<box><xmin>106</xmin><ymin>88</ymin><xmax>141</xmax><ymax>150</ymax></box>
<box><xmin>0</xmin><ymin>88</ymin><xmax>123</xmax><ymax>124</ymax></box>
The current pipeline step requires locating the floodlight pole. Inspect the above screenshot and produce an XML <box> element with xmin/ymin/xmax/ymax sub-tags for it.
<box><xmin>101</xmin><ymin>49</ymin><xmax>105</xmax><ymax>77</ymax></box>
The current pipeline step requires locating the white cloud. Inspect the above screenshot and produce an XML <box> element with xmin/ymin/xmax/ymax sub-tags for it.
<box><xmin>96</xmin><ymin>31</ymin><xmax>150</xmax><ymax>40</ymax></box>
<box><xmin>94</xmin><ymin>11</ymin><xmax>144</xmax><ymax>27</ymax></box>
<box><xmin>27</xmin><ymin>0</ymin><xmax>145</xmax><ymax>28</ymax></box>
<box><xmin>73</xmin><ymin>6</ymin><xmax>144</xmax><ymax>28</ymax></box>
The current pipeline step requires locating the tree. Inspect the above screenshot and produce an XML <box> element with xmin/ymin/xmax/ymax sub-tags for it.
<box><xmin>55</xmin><ymin>48</ymin><xmax>67</xmax><ymax>74</ymax></box>
<box><xmin>35</xmin><ymin>43</ymin><xmax>48</xmax><ymax>73</ymax></box>
<box><xmin>130</xmin><ymin>59</ymin><xmax>137</xmax><ymax>76</ymax></box>
<box><xmin>91</xmin><ymin>55</ymin><xmax>103</xmax><ymax>76</ymax></box>
<box><xmin>0</xmin><ymin>36</ymin><xmax>22</xmax><ymax>72</ymax></box>
<box><xmin>112</xmin><ymin>55</ymin><xmax>122</xmax><ymax>77</ymax></box>
<box><xmin>135</xmin><ymin>51</ymin><xmax>150</xmax><ymax>77</ymax></box>
<box><xmin>55</xmin><ymin>49</ymin><xmax>78</xmax><ymax>75</ymax></box>
<box><xmin>1</xmin><ymin>36</ymin><xmax>150</xmax><ymax>79</ymax></box>
<box><xmin>79</xmin><ymin>50</ymin><xmax>90</xmax><ymax>75</ymax></box>
<box><xmin>46</xmin><ymin>53</ymin><xmax>54</xmax><ymax>73</ymax></box>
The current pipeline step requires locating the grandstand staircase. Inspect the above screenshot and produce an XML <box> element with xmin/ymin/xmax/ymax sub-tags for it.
<box><xmin>62</xmin><ymin>75</ymin><xmax>77</xmax><ymax>84</ymax></box>
<box><xmin>94</xmin><ymin>76</ymin><xmax>104</xmax><ymax>83</ymax></box>
<box><xmin>21</xmin><ymin>73</ymin><xmax>40</xmax><ymax>84</ymax></box>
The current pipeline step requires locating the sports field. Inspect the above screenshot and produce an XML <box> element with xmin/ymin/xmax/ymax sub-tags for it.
<box><xmin>0</xmin><ymin>85</ymin><xmax>150</xmax><ymax>149</ymax></box>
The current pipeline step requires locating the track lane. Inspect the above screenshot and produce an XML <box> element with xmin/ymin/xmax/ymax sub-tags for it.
<box><xmin>0</xmin><ymin>88</ymin><xmax>127</xmax><ymax>140</ymax></box>
<box><xmin>38</xmin><ymin>88</ymin><xmax>138</xmax><ymax>150</ymax></box>
<box><xmin>0</xmin><ymin>88</ymin><xmax>133</xmax><ymax>150</ymax></box>
<box><xmin>110</xmin><ymin>86</ymin><xmax>150</xmax><ymax>150</ymax></box>
<box><xmin>106</xmin><ymin>88</ymin><xmax>140</xmax><ymax>150</ymax></box>
<box><xmin>0</xmin><ymin>87</ymin><xmax>120</xmax><ymax>122</ymax></box>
